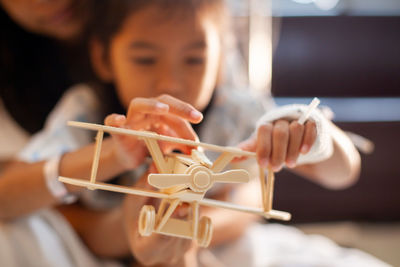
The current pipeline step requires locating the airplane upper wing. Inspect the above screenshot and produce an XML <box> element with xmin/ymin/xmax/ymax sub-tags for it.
<box><xmin>68</xmin><ymin>121</ymin><xmax>255</xmax><ymax>157</ymax></box>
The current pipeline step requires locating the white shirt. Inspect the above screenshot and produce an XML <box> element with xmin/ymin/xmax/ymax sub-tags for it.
<box><xmin>0</xmin><ymin>84</ymin><xmax>120</xmax><ymax>267</ymax></box>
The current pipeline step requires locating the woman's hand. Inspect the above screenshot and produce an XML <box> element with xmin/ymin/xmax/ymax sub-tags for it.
<box><xmin>238</xmin><ymin>119</ymin><xmax>317</xmax><ymax>172</ymax></box>
<box><xmin>105</xmin><ymin>94</ymin><xmax>203</xmax><ymax>171</ymax></box>
<box><xmin>122</xmin><ymin>165</ymin><xmax>194</xmax><ymax>266</ymax></box>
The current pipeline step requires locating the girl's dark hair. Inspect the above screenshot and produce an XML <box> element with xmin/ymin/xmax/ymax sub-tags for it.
<box><xmin>91</xmin><ymin>0</ymin><xmax>228</xmax><ymax>52</ymax></box>
<box><xmin>0</xmin><ymin>7</ymin><xmax>94</xmax><ymax>134</ymax></box>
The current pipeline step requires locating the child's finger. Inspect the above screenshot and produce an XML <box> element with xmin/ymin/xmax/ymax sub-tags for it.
<box><xmin>155</xmin><ymin>121</ymin><xmax>196</xmax><ymax>154</ymax></box>
<box><xmin>300</xmin><ymin>120</ymin><xmax>317</xmax><ymax>154</ymax></box>
<box><xmin>157</xmin><ymin>94</ymin><xmax>203</xmax><ymax>124</ymax></box>
<box><xmin>161</xmin><ymin>115</ymin><xmax>199</xmax><ymax>142</ymax></box>
<box><xmin>154</xmin><ymin>125</ymin><xmax>187</xmax><ymax>153</ymax></box>
<box><xmin>286</xmin><ymin>121</ymin><xmax>304</xmax><ymax>168</ymax></box>
<box><xmin>104</xmin><ymin>113</ymin><xmax>126</xmax><ymax>127</ymax></box>
<box><xmin>237</xmin><ymin>136</ymin><xmax>257</xmax><ymax>152</ymax></box>
<box><xmin>234</xmin><ymin>136</ymin><xmax>257</xmax><ymax>162</ymax></box>
<box><xmin>126</xmin><ymin>98</ymin><xmax>169</xmax><ymax>124</ymax></box>
<box><xmin>256</xmin><ymin>123</ymin><xmax>272</xmax><ymax>168</ymax></box>
<box><xmin>271</xmin><ymin>120</ymin><xmax>289</xmax><ymax>172</ymax></box>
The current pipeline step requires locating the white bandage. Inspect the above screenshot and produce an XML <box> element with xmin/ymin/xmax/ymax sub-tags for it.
<box><xmin>256</xmin><ymin>104</ymin><xmax>334</xmax><ymax>165</ymax></box>
<box><xmin>44</xmin><ymin>154</ymin><xmax>77</xmax><ymax>204</ymax></box>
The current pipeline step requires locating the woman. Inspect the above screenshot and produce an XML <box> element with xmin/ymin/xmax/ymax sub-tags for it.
<box><xmin>0</xmin><ymin>1</ymin><xmax>133</xmax><ymax>266</ymax></box>
<box><xmin>0</xmin><ymin>0</ymin><xmax>95</xmax><ymax>136</ymax></box>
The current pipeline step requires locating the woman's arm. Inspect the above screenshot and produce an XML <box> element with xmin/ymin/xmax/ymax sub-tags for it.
<box><xmin>57</xmin><ymin>203</ymin><xmax>131</xmax><ymax>259</ymax></box>
<box><xmin>203</xmin><ymin>205</ymin><xmax>259</xmax><ymax>248</ymax></box>
<box><xmin>0</xmin><ymin>138</ymin><xmax>127</xmax><ymax>220</ymax></box>
<box><xmin>201</xmin><ymin>180</ymin><xmax>261</xmax><ymax>247</ymax></box>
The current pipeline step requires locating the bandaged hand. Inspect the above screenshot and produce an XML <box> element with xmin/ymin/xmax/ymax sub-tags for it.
<box><xmin>238</xmin><ymin>104</ymin><xmax>334</xmax><ymax>172</ymax></box>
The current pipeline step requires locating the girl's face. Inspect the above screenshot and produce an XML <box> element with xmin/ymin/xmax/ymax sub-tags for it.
<box><xmin>103</xmin><ymin>6</ymin><xmax>221</xmax><ymax>111</ymax></box>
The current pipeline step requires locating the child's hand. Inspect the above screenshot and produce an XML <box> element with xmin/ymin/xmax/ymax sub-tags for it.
<box><xmin>105</xmin><ymin>94</ymin><xmax>203</xmax><ymax>170</ymax></box>
<box><xmin>238</xmin><ymin>119</ymin><xmax>317</xmax><ymax>172</ymax></box>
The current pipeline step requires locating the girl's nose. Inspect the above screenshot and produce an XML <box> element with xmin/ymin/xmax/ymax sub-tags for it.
<box><xmin>155</xmin><ymin>65</ymin><xmax>183</xmax><ymax>96</ymax></box>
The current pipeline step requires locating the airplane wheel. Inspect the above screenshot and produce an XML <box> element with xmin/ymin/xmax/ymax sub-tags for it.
<box><xmin>197</xmin><ymin>216</ymin><xmax>213</xmax><ymax>247</ymax></box>
<box><xmin>139</xmin><ymin>205</ymin><xmax>155</xmax><ymax>236</ymax></box>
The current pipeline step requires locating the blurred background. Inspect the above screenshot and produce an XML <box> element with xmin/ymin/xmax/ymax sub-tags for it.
<box><xmin>0</xmin><ymin>0</ymin><xmax>399</xmax><ymax>265</ymax></box>
<box><xmin>227</xmin><ymin>0</ymin><xmax>400</xmax><ymax>265</ymax></box>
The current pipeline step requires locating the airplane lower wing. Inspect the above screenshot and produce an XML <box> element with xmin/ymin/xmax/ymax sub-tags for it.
<box><xmin>199</xmin><ymin>198</ymin><xmax>291</xmax><ymax>221</ymax></box>
<box><xmin>59</xmin><ymin>177</ymin><xmax>290</xmax><ymax>221</ymax></box>
<box><xmin>59</xmin><ymin>177</ymin><xmax>169</xmax><ymax>199</ymax></box>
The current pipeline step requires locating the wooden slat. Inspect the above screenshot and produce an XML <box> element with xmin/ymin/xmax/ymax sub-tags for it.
<box><xmin>265</xmin><ymin>167</ymin><xmax>275</xmax><ymax>212</ymax></box>
<box><xmin>156</xmin><ymin>199</ymin><xmax>180</xmax><ymax>231</ymax></box>
<box><xmin>68</xmin><ymin>121</ymin><xmax>255</xmax><ymax>157</ymax></box>
<box><xmin>259</xmin><ymin>166</ymin><xmax>268</xmax><ymax>211</ymax></box>
<box><xmin>59</xmin><ymin>177</ymin><xmax>169</xmax><ymax>199</ymax></box>
<box><xmin>211</xmin><ymin>152</ymin><xmax>236</xmax><ymax>172</ymax></box>
<box><xmin>143</xmin><ymin>138</ymin><xmax>170</xmax><ymax>174</ymax></box>
<box><xmin>156</xmin><ymin>218</ymin><xmax>192</xmax><ymax>239</ymax></box>
<box><xmin>200</xmin><ymin>198</ymin><xmax>291</xmax><ymax>221</ymax></box>
<box><xmin>89</xmin><ymin>130</ymin><xmax>103</xmax><ymax>187</ymax></box>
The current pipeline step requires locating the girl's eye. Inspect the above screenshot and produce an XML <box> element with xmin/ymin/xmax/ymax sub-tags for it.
<box><xmin>133</xmin><ymin>57</ymin><xmax>156</xmax><ymax>65</ymax></box>
<box><xmin>185</xmin><ymin>57</ymin><xmax>204</xmax><ymax>65</ymax></box>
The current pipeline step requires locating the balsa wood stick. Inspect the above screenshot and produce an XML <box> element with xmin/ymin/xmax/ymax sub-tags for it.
<box><xmin>298</xmin><ymin>97</ymin><xmax>320</xmax><ymax>125</ymax></box>
<box><xmin>265</xmin><ymin>167</ymin><xmax>275</xmax><ymax>212</ymax></box>
<box><xmin>259</xmin><ymin>166</ymin><xmax>268</xmax><ymax>211</ymax></box>
<box><xmin>89</xmin><ymin>130</ymin><xmax>103</xmax><ymax>189</ymax></box>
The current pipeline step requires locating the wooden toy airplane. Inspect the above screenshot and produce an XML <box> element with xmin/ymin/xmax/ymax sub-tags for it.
<box><xmin>58</xmin><ymin>98</ymin><xmax>319</xmax><ymax>247</ymax></box>
<box><xmin>59</xmin><ymin>121</ymin><xmax>289</xmax><ymax>247</ymax></box>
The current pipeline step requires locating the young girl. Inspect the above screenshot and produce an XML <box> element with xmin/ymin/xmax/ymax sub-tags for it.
<box><xmin>85</xmin><ymin>0</ymin><xmax>367</xmax><ymax>265</ymax></box>
<box><xmin>89</xmin><ymin>0</ymin><xmax>360</xmax><ymax>186</ymax></box>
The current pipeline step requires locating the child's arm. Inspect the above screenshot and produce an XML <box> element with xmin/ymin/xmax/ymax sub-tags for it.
<box><xmin>207</xmin><ymin>120</ymin><xmax>360</xmax><ymax>246</ymax></box>
<box><xmin>240</xmin><ymin>113</ymin><xmax>360</xmax><ymax>189</ymax></box>
<box><xmin>291</xmin><ymin>121</ymin><xmax>360</xmax><ymax>189</ymax></box>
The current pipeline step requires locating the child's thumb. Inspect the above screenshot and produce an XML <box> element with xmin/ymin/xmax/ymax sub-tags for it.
<box><xmin>104</xmin><ymin>113</ymin><xmax>126</xmax><ymax>127</ymax></box>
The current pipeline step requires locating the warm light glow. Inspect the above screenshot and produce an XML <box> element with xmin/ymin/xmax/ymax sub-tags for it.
<box><xmin>249</xmin><ymin>32</ymin><xmax>272</xmax><ymax>94</ymax></box>
<box><xmin>248</xmin><ymin>0</ymin><xmax>272</xmax><ymax>96</ymax></box>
